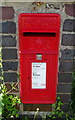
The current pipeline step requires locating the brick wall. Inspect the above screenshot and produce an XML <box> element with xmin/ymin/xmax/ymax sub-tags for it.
<box><xmin>58</xmin><ymin>4</ymin><xmax>75</xmax><ymax>112</ymax></box>
<box><xmin>0</xmin><ymin>6</ymin><xmax>18</xmax><ymax>93</ymax></box>
<box><xmin>1</xmin><ymin>2</ymin><xmax>75</xmax><ymax>113</ymax></box>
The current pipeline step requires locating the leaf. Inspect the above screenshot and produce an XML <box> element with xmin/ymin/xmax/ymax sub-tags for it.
<box><xmin>9</xmin><ymin>95</ymin><xmax>13</xmax><ymax>99</ymax></box>
<box><xmin>11</xmin><ymin>83</ymin><xmax>14</xmax><ymax>88</ymax></box>
<box><xmin>57</xmin><ymin>96</ymin><xmax>60</xmax><ymax>100</ymax></box>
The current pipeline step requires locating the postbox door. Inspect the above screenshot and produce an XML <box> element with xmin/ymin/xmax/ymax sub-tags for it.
<box><xmin>20</xmin><ymin>52</ymin><xmax>58</xmax><ymax>103</ymax></box>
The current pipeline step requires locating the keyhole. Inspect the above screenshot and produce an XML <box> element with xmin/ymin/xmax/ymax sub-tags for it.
<box><xmin>28</xmin><ymin>77</ymin><xmax>30</xmax><ymax>79</ymax></box>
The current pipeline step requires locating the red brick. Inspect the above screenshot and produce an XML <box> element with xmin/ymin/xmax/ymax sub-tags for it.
<box><xmin>65</xmin><ymin>4</ymin><xmax>75</xmax><ymax>17</ymax></box>
<box><xmin>0</xmin><ymin>7</ymin><xmax>14</xmax><ymax>20</ymax></box>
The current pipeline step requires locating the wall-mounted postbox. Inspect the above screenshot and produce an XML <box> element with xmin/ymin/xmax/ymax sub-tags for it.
<box><xmin>18</xmin><ymin>13</ymin><xmax>60</xmax><ymax>104</ymax></box>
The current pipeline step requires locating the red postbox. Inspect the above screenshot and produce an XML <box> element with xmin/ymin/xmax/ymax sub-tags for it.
<box><xmin>18</xmin><ymin>13</ymin><xmax>60</xmax><ymax>104</ymax></box>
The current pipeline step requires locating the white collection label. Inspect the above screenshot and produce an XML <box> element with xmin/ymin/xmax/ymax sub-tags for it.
<box><xmin>32</xmin><ymin>62</ymin><xmax>46</xmax><ymax>89</ymax></box>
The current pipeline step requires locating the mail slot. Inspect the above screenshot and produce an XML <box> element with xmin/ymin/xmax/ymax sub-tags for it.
<box><xmin>18</xmin><ymin>13</ymin><xmax>60</xmax><ymax>104</ymax></box>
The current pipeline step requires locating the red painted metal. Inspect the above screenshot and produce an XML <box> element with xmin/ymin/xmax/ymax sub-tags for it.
<box><xmin>18</xmin><ymin>13</ymin><xmax>60</xmax><ymax>104</ymax></box>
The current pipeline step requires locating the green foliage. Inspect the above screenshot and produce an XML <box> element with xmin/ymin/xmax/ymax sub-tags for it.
<box><xmin>0</xmin><ymin>47</ymin><xmax>3</xmax><ymax>120</ymax></box>
<box><xmin>21</xmin><ymin>116</ymin><xmax>29</xmax><ymax>120</ymax></box>
<box><xmin>66</xmin><ymin>114</ymin><xmax>75</xmax><ymax>120</ymax></box>
<box><xmin>1</xmin><ymin>82</ymin><xmax>21</xmax><ymax>119</ymax></box>
<box><xmin>17</xmin><ymin>72</ymin><xmax>20</xmax><ymax>79</ymax></box>
<box><xmin>70</xmin><ymin>72</ymin><xmax>75</xmax><ymax>116</ymax></box>
<box><xmin>48</xmin><ymin>96</ymin><xmax>64</xmax><ymax>119</ymax></box>
<box><xmin>0</xmin><ymin>93</ymin><xmax>2</xmax><ymax>119</ymax></box>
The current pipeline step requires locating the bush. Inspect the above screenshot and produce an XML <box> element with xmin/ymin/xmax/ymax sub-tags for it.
<box><xmin>1</xmin><ymin>83</ymin><xmax>21</xmax><ymax>119</ymax></box>
<box><xmin>48</xmin><ymin>97</ymin><xmax>64</xmax><ymax>119</ymax></box>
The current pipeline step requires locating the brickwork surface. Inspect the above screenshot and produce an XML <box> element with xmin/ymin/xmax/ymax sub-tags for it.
<box><xmin>1</xmin><ymin>2</ymin><xmax>75</xmax><ymax>113</ymax></box>
<box><xmin>0</xmin><ymin>7</ymin><xmax>14</xmax><ymax>20</ymax></box>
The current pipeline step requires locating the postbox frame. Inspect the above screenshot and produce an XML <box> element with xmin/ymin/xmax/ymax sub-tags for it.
<box><xmin>18</xmin><ymin>13</ymin><xmax>60</xmax><ymax>104</ymax></box>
